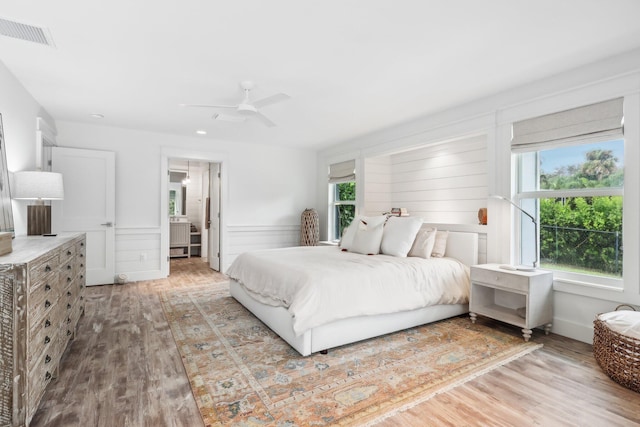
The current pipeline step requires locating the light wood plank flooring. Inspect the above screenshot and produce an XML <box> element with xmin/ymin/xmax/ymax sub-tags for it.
<box><xmin>30</xmin><ymin>258</ymin><xmax>640</xmax><ymax>426</ymax></box>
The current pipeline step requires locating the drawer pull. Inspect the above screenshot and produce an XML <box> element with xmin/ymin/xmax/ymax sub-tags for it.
<box><xmin>67</xmin><ymin>329</ymin><xmax>72</xmax><ymax>336</ymax></box>
<box><xmin>80</xmin><ymin>253</ymin><xmax>85</xmax><ymax>258</ymax></box>
<box><xmin>44</xmin><ymin>335</ymin><xmax>50</xmax><ymax>344</ymax></box>
<box><xmin>45</xmin><ymin>265</ymin><xmax>51</xmax><ymax>272</ymax></box>
<box><xmin>67</xmin><ymin>250</ymin><xmax>72</xmax><ymax>256</ymax></box>
<box><xmin>67</xmin><ymin>291</ymin><xmax>72</xmax><ymax>297</ymax></box>
<box><xmin>45</xmin><ymin>319</ymin><xmax>51</xmax><ymax>328</ymax></box>
<box><xmin>81</xmin><ymin>242</ymin><xmax>84</xmax><ymax>247</ymax></box>
<box><xmin>67</xmin><ymin>303</ymin><xmax>72</xmax><ymax>310</ymax></box>
<box><xmin>67</xmin><ymin>277</ymin><xmax>72</xmax><ymax>283</ymax></box>
<box><xmin>45</xmin><ymin>284</ymin><xmax>51</xmax><ymax>291</ymax></box>
<box><xmin>45</xmin><ymin>300</ymin><xmax>51</xmax><ymax>308</ymax></box>
<box><xmin>67</xmin><ymin>317</ymin><xmax>71</xmax><ymax>324</ymax></box>
<box><xmin>45</xmin><ymin>371</ymin><xmax>52</xmax><ymax>381</ymax></box>
<box><xmin>67</xmin><ymin>264</ymin><xmax>72</xmax><ymax>270</ymax></box>
<box><xmin>45</xmin><ymin>354</ymin><xmax>51</xmax><ymax>364</ymax></box>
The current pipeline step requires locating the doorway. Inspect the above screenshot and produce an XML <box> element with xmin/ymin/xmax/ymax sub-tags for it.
<box><xmin>166</xmin><ymin>158</ymin><xmax>222</xmax><ymax>274</ymax></box>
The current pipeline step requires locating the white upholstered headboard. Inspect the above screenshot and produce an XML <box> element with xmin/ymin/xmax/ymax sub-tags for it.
<box><xmin>444</xmin><ymin>231</ymin><xmax>478</xmax><ymax>267</ymax></box>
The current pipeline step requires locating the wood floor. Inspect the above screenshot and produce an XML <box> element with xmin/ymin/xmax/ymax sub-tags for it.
<box><xmin>30</xmin><ymin>258</ymin><xmax>640</xmax><ymax>427</ymax></box>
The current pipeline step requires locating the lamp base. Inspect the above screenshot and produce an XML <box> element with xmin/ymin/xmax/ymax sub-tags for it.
<box><xmin>27</xmin><ymin>205</ymin><xmax>51</xmax><ymax>236</ymax></box>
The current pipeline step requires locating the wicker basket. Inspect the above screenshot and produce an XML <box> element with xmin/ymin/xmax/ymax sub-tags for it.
<box><xmin>593</xmin><ymin>305</ymin><xmax>640</xmax><ymax>393</ymax></box>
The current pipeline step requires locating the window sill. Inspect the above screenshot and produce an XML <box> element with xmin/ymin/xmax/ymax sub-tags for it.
<box><xmin>553</xmin><ymin>276</ymin><xmax>624</xmax><ymax>301</ymax></box>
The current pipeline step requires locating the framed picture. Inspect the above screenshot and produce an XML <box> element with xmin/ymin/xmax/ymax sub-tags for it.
<box><xmin>0</xmin><ymin>114</ymin><xmax>15</xmax><ymax>235</ymax></box>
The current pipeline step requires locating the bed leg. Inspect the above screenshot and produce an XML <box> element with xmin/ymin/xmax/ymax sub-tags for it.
<box><xmin>320</xmin><ymin>349</ymin><xmax>328</xmax><ymax>355</ymax></box>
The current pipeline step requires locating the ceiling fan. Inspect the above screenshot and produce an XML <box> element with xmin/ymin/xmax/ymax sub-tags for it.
<box><xmin>180</xmin><ymin>80</ymin><xmax>290</xmax><ymax>127</ymax></box>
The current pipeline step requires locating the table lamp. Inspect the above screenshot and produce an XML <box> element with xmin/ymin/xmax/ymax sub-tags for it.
<box><xmin>12</xmin><ymin>171</ymin><xmax>64</xmax><ymax>235</ymax></box>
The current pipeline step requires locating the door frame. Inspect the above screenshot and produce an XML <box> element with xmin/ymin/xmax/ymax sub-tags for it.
<box><xmin>160</xmin><ymin>147</ymin><xmax>228</xmax><ymax>277</ymax></box>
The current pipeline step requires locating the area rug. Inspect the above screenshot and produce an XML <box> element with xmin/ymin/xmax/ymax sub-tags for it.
<box><xmin>160</xmin><ymin>283</ymin><xmax>542</xmax><ymax>426</ymax></box>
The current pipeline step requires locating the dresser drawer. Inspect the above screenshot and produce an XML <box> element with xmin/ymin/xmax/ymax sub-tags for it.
<box><xmin>29</xmin><ymin>253</ymin><xmax>60</xmax><ymax>292</ymax></box>
<box><xmin>28</xmin><ymin>285</ymin><xmax>60</xmax><ymax>331</ymax></box>
<box><xmin>27</xmin><ymin>336</ymin><xmax>66</xmax><ymax>420</ymax></box>
<box><xmin>28</xmin><ymin>307</ymin><xmax>64</xmax><ymax>368</ymax></box>
<box><xmin>59</xmin><ymin>242</ymin><xmax>76</xmax><ymax>265</ymax></box>
<box><xmin>28</xmin><ymin>271</ymin><xmax>59</xmax><ymax>310</ymax></box>
<box><xmin>471</xmin><ymin>266</ymin><xmax>530</xmax><ymax>292</ymax></box>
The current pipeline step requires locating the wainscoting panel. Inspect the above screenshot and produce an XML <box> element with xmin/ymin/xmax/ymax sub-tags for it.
<box><xmin>115</xmin><ymin>228</ymin><xmax>163</xmax><ymax>281</ymax></box>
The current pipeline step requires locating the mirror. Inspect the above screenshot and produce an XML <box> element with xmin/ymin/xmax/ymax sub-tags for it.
<box><xmin>0</xmin><ymin>114</ymin><xmax>14</xmax><ymax>235</ymax></box>
<box><xmin>169</xmin><ymin>170</ymin><xmax>187</xmax><ymax>216</ymax></box>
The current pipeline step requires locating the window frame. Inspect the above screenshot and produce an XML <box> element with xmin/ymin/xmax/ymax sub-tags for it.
<box><xmin>514</xmin><ymin>138</ymin><xmax>625</xmax><ymax>290</ymax></box>
<box><xmin>328</xmin><ymin>181</ymin><xmax>356</xmax><ymax>242</ymax></box>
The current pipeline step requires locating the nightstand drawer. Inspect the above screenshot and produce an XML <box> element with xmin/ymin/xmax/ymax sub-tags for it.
<box><xmin>471</xmin><ymin>266</ymin><xmax>530</xmax><ymax>292</ymax></box>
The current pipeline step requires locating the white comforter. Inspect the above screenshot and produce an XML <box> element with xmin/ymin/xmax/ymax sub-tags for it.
<box><xmin>226</xmin><ymin>246</ymin><xmax>470</xmax><ymax>336</ymax></box>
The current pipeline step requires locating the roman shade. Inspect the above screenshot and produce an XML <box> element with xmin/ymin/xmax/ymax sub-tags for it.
<box><xmin>511</xmin><ymin>98</ymin><xmax>624</xmax><ymax>152</ymax></box>
<box><xmin>328</xmin><ymin>159</ymin><xmax>355</xmax><ymax>183</ymax></box>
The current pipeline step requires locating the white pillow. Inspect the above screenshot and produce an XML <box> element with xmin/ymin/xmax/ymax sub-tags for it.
<box><xmin>431</xmin><ymin>230</ymin><xmax>449</xmax><ymax>258</ymax></box>
<box><xmin>339</xmin><ymin>219</ymin><xmax>359</xmax><ymax>251</ymax></box>
<box><xmin>349</xmin><ymin>216</ymin><xmax>386</xmax><ymax>255</ymax></box>
<box><xmin>408</xmin><ymin>226</ymin><xmax>437</xmax><ymax>258</ymax></box>
<box><xmin>381</xmin><ymin>216</ymin><xmax>423</xmax><ymax>257</ymax></box>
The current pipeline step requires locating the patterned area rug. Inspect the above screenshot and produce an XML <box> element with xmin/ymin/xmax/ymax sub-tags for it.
<box><xmin>161</xmin><ymin>283</ymin><xmax>542</xmax><ymax>426</ymax></box>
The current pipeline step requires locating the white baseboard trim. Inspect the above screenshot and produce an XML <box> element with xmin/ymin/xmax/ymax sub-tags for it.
<box><xmin>117</xmin><ymin>270</ymin><xmax>166</xmax><ymax>283</ymax></box>
<box><xmin>551</xmin><ymin>317</ymin><xmax>594</xmax><ymax>344</ymax></box>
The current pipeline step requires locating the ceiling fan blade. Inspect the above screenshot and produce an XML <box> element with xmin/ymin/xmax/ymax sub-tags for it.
<box><xmin>213</xmin><ymin>113</ymin><xmax>246</xmax><ymax>123</ymax></box>
<box><xmin>254</xmin><ymin>112</ymin><xmax>276</xmax><ymax>127</ymax></box>
<box><xmin>252</xmin><ymin>93</ymin><xmax>290</xmax><ymax>109</ymax></box>
<box><xmin>179</xmin><ymin>103</ymin><xmax>237</xmax><ymax>109</ymax></box>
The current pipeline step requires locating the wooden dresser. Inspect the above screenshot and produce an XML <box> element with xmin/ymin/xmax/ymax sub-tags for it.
<box><xmin>0</xmin><ymin>234</ymin><xmax>86</xmax><ymax>427</ymax></box>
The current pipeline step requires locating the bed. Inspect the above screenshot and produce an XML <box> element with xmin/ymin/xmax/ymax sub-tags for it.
<box><xmin>227</xmin><ymin>223</ymin><xmax>478</xmax><ymax>356</ymax></box>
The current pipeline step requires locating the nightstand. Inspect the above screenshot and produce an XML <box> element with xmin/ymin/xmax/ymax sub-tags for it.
<box><xmin>469</xmin><ymin>264</ymin><xmax>553</xmax><ymax>341</ymax></box>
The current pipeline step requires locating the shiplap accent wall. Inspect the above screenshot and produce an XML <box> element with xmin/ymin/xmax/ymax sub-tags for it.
<box><xmin>363</xmin><ymin>156</ymin><xmax>392</xmax><ymax>216</ymax></box>
<box><xmin>365</xmin><ymin>135</ymin><xmax>488</xmax><ymax>224</ymax></box>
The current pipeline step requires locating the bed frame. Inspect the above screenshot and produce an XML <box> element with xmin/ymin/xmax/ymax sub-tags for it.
<box><xmin>230</xmin><ymin>230</ymin><xmax>479</xmax><ymax>356</ymax></box>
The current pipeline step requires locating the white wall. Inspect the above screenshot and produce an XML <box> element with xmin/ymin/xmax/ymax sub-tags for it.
<box><xmin>0</xmin><ymin>60</ymin><xmax>57</xmax><ymax>235</ymax></box>
<box><xmin>54</xmin><ymin>121</ymin><xmax>317</xmax><ymax>278</ymax></box>
<box><xmin>319</xmin><ymin>48</ymin><xmax>640</xmax><ymax>344</ymax></box>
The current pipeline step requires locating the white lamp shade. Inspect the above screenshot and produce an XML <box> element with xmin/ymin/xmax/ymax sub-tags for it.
<box><xmin>12</xmin><ymin>171</ymin><xmax>65</xmax><ymax>200</ymax></box>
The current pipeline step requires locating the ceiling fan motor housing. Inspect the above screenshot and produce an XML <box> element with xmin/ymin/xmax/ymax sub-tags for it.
<box><xmin>237</xmin><ymin>103</ymin><xmax>257</xmax><ymax>115</ymax></box>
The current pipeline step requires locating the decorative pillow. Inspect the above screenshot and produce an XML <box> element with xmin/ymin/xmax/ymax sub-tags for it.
<box><xmin>381</xmin><ymin>216</ymin><xmax>423</xmax><ymax>257</ymax></box>
<box><xmin>408</xmin><ymin>226</ymin><xmax>437</xmax><ymax>258</ymax></box>
<box><xmin>349</xmin><ymin>216</ymin><xmax>386</xmax><ymax>255</ymax></box>
<box><xmin>339</xmin><ymin>219</ymin><xmax>359</xmax><ymax>251</ymax></box>
<box><xmin>431</xmin><ymin>230</ymin><xmax>449</xmax><ymax>258</ymax></box>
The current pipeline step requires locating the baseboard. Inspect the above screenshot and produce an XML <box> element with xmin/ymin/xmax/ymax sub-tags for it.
<box><xmin>551</xmin><ymin>317</ymin><xmax>594</xmax><ymax>344</ymax></box>
<box><xmin>117</xmin><ymin>270</ymin><xmax>165</xmax><ymax>283</ymax></box>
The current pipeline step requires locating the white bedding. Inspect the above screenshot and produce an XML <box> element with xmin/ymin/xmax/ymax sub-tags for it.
<box><xmin>226</xmin><ymin>246</ymin><xmax>470</xmax><ymax>336</ymax></box>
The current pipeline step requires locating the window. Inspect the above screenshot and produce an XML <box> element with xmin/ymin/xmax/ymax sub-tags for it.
<box><xmin>513</xmin><ymin>98</ymin><xmax>624</xmax><ymax>286</ymax></box>
<box><xmin>328</xmin><ymin>160</ymin><xmax>356</xmax><ymax>241</ymax></box>
<box><xmin>330</xmin><ymin>182</ymin><xmax>356</xmax><ymax>240</ymax></box>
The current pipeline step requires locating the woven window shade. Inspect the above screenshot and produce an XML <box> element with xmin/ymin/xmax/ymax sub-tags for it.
<box><xmin>511</xmin><ymin>98</ymin><xmax>624</xmax><ymax>152</ymax></box>
<box><xmin>328</xmin><ymin>160</ymin><xmax>355</xmax><ymax>183</ymax></box>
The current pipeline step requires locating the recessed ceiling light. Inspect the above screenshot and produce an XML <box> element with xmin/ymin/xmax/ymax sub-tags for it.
<box><xmin>89</xmin><ymin>113</ymin><xmax>104</xmax><ymax>119</ymax></box>
<box><xmin>196</xmin><ymin>130</ymin><xmax>207</xmax><ymax>135</ymax></box>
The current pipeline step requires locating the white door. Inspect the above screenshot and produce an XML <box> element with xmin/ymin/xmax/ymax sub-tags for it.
<box><xmin>208</xmin><ymin>163</ymin><xmax>220</xmax><ymax>271</ymax></box>
<box><xmin>52</xmin><ymin>147</ymin><xmax>116</xmax><ymax>286</ymax></box>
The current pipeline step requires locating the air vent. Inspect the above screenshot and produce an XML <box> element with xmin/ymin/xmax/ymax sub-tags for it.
<box><xmin>0</xmin><ymin>17</ymin><xmax>55</xmax><ymax>46</ymax></box>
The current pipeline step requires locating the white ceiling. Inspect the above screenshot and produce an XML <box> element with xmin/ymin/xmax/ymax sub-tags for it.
<box><xmin>1</xmin><ymin>1</ymin><xmax>640</xmax><ymax>150</ymax></box>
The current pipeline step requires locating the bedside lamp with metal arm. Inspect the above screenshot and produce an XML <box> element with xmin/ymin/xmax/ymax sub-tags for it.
<box><xmin>491</xmin><ymin>194</ymin><xmax>538</xmax><ymax>270</ymax></box>
<box><xmin>12</xmin><ymin>171</ymin><xmax>64</xmax><ymax>235</ymax></box>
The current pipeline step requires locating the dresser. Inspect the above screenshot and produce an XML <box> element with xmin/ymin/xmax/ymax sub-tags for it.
<box><xmin>0</xmin><ymin>234</ymin><xmax>86</xmax><ymax>427</ymax></box>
